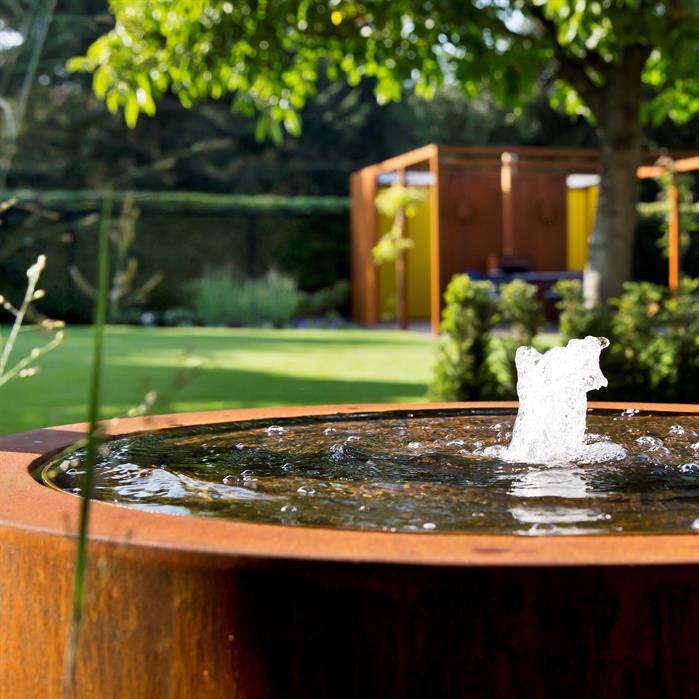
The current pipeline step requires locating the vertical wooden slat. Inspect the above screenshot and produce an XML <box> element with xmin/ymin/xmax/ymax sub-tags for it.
<box><xmin>637</xmin><ymin>160</ymin><xmax>684</xmax><ymax>293</ymax></box>
<box><xmin>668</xmin><ymin>178</ymin><xmax>680</xmax><ymax>292</ymax></box>
<box><xmin>429</xmin><ymin>147</ymin><xmax>442</xmax><ymax>335</ymax></box>
<box><xmin>514</xmin><ymin>170</ymin><xmax>568</xmax><ymax>271</ymax></box>
<box><xmin>350</xmin><ymin>167</ymin><xmax>378</xmax><ymax>324</ymax></box>
<box><xmin>396</xmin><ymin>167</ymin><xmax>408</xmax><ymax>330</ymax></box>
<box><xmin>501</xmin><ymin>152</ymin><xmax>517</xmax><ymax>256</ymax></box>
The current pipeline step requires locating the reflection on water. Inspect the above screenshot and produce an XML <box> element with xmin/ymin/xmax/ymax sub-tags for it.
<box><xmin>509</xmin><ymin>467</ymin><xmax>608</xmax><ymax>533</ymax></box>
<box><xmin>509</xmin><ymin>467</ymin><xmax>589</xmax><ymax>499</ymax></box>
<box><xmin>39</xmin><ymin>409</ymin><xmax>699</xmax><ymax>536</ymax></box>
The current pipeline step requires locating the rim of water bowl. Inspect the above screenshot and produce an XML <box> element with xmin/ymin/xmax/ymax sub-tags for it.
<box><xmin>2</xmin><ymin>402</ymin><xmax>699</xmax><ymax>568</ymax></box>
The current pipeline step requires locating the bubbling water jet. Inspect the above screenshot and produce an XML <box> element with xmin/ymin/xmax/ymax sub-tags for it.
<box><xmin>496</xmin><ymin>336</ymin><xmax>626</xmax><ymax>464</ymax></box>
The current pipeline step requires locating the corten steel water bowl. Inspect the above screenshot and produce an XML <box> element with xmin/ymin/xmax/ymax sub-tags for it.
<box><xmin>3</xmin><ymin>402</ymin><xmax>699</xmax><ymax>699</ymax></box>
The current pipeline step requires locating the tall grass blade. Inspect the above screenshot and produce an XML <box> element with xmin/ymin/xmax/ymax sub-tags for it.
<box><xmin>61</xmin><ymin>192</ymin><xmax>112</xmax><ymax>698</ymax></box>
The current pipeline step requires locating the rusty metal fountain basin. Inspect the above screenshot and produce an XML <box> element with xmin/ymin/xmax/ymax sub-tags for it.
<box><xmin>2</xmin><ymin>402</ymin><xmax>699</xmax><ymax>698</ymax></box>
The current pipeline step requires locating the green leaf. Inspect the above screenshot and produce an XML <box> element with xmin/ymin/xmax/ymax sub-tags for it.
<box><xmin>93</xmin><ymin>67</ymin><xmax>109</xmax><ymax>99</ymax></box>
<box><xmin>254</xmin><ymin>116</ymin><xmax>267</xmax><ymax>141</ymax></box>
<box><xmin>124</xmin><ymin>93</ymin><xmax>139</xmax><ymax>128</ymax></box>
<box><xmin>105</xmin><ymin>91</ymin><xmax>120</xmax><ymax>114</ymax></box>
<box><xmin>283</xmin><ymin>110</ymin><xmax>301</xmax><ymax>137</ymax></box>
<box><xmin>136</xmin><ymin>77</ymin><xmax>156</xmax><ymax>116</ymax></box>
<box><xmin>269</xmin><ymin>119</ymin><xmax>283</xmax><ymax>144</ymax></box>
<box><xmin>66</xmin><ymin>56</ymin><xmax>87</xmax><ymax>73</ymax></box>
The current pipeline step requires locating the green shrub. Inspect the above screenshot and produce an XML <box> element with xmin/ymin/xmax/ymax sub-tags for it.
<box><xmin>604</xmin><ymin>279</ymin><xmax>699</xmax><ymax>401</ymax></box>
<box><xmin>666</xmin><ymin>277</ymin><xmax>699</xmax><ymax>400</ymax></box>
<box><xmin>606</xmin><ymin>281</ymin><xmax>673</xmax><ymax>400</ymax></box>
<box><xmin>429</xmin><ymin>273</ymin><xmax>699</xmax><ymax>404</ymax></box>
<box><xmin>499</xmin><ymin>279</ymin><xmax>545</xmax><ymax>345</ymax></box>
<box><xmin>190</xmin><ymin>267</ymin><xmax>248</xmax><ymax>327</ymax></box>
<box><xmin>429</xmin><ymin>274</ymin><xmax>500</xmax><ymax>401</ymax></box>
<box><xmin>248</xmin><ymin>269</ymin><xmax>300</xmax><ymax>327</ymax></box>
<box><xmin>554</xmin><ymin>279</ymin><xmax>611</xmax><ymax>342</ymax></box>
<box><xmin>297</xmin><ymin>280</ymin><xmax>350</xmax><ymax>318</ymax></box>
<box><xmin>497</xmin><ymin>279</ymin><xmax>546</xmax><ymax>395</ymax></box>
<box><xmin>161</xmin><ymin>307</ymin><xmax>197</xmax><ymax>327</ymax></box>
<box><xmin>553</xmin><ymin>277</ymin><xmax>699</xmax><ymax>402</ymax></box>
<box><xmin>190</xmin><ymin>268</ymin><xmax>300</xmax><ymax>327</ymax></box>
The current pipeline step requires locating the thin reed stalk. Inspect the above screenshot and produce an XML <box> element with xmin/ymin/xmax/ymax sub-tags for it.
<box><xmin>61</xmin><ymin>193</ymin><xmax>112</xmax><ymax>698</ymax></box>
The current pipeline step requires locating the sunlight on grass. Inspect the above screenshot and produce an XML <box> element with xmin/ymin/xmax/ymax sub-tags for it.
<box><xmin>1</xmin><ymin>326</ymin><xmax>436</xmax><ymax>434</ymax></box>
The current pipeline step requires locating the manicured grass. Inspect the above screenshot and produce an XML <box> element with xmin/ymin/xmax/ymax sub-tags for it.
<box><xmin>1</xmin><ymin>326</ymin><xmax>436</xmax><ymax>435</ymax></box>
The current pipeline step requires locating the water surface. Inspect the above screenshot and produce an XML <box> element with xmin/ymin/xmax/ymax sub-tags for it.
<box><xmin>41</xmin><ymin>409</ymin><xmax>699</xmax><ymax>535</ymax></box>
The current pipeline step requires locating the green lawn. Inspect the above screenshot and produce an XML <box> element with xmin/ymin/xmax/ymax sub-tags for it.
<box><xmin>1</xmin><ymin>326</ymin><xmax>436</xmax><ymax>435</ymax></box>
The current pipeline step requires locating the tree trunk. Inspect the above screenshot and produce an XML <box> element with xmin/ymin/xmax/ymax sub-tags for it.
<box><xmin>583</xmin><ymin>47</ymin><xmax>647</xmax><ymax>306</ymax></box>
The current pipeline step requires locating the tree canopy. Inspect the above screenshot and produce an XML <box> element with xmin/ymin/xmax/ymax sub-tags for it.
<box><xmin>54</xmin><ymin>1</ymin><xmax>699</xmax><ymax>301</ymax></box>
<box><xmin>2</xmin><ymin>1</ymin><xmax>602</xmax><ymax>195</ymax></box>
<box><xmin>72</xmin><ymin>1</ymin><xmax>699</xmax><ymax>137</ymax></box>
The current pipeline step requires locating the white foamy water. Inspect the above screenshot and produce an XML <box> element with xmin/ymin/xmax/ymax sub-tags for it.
<box><xmin>493</xmin><ymin>336</ymin><xmax>626</xmax><ymax>464</ymax></box>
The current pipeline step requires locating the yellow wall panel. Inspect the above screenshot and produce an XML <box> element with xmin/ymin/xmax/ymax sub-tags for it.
<box><xmin>377</xmin><ymin>206</ymin><xmax>396</xmax><ymax>320</ymax></box>
<box><xmin>566</xmin><ymin>185</ymin><xmax>598</xmax><ymax>271</ymax></box>
<box><xmin>406</xmin><ymin>198</ymin><xmax>431</xmax><ymax>318</ymax></box>
<box><xmin>376</xmin><ymin>188</ymin><xmax>432</xmax><ymax>321</ymax></box>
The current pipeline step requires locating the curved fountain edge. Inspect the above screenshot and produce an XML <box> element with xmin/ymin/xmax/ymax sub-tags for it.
<box><xmin>2</xmin><ymin>400</ymin><xmax>699</xmax><ymax>569</ymax></box>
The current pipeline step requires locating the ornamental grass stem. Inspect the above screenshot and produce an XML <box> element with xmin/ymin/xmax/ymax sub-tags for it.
<box><xmin>0</xmin><ymin>251</ymin><xmax>64</xmax><ymax>387</ymax></box>
<box><xmin>0</xmin><ymin>255</ymin><xmax>44</xmax><ymax>376</ymax></box>
<box><xmin>62</xmin><ymin>193</ymin><xmax>112</xmax><ymax>698</ymax></box>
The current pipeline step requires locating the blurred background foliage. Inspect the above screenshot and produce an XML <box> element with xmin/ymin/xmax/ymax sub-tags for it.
<box><xmin>430</xmin><ymin>275</ymin><xmax>699</xmax><ymax>404</ymax></box>
<box><xmin>1</xmin><ymin>0</ymin><xmax>602</xmax><ymax>195</ymax></box>
<box><xmin>5</xmin><ymin>0</ymin><xmax>699</xmax><ymax>192</ymax></box>
<box><xmin>0</xmin><ymin>0</ymin><xmax>698</xmax><ymax>325</ymax></box>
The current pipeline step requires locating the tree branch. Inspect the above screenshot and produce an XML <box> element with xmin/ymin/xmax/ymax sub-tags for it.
<box><xmin>114</xmin><ymin>137</ymin><xmax>234</xmax><ymax>186</ymax></box>
<box><xmin>524</xmin><ymin>2</ymin><xmax>604</xmax><ymax>117</ymax></box>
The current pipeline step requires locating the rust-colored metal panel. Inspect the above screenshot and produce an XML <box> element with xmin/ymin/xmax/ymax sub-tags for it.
<box><xmin>512</xmin><ymin>169</ymin><xmax>569</xmax><ymax>271</ymax></box>
<box><xmin>372</xmin><ymin>143</ymin><xmax>437</xmax><ymax>173</ymax></box>
<box><xmin>3</xmin><ymin>403</ymin><xmax>699</xmax><ymax>697</ymax></box>
<box><xmin>226</xmin><ymin>564</ymin><xmax>699</xmax><ymax>699</ymax></box>
<box><xmin>350</xmin><ymin>168</ymin><xmax>378</xmax><ymax>324</ymax></box>
<box><xmin>437</xmin><ymin>166</ymin><xmax>503</xmax><ymax>292</ymax></box>
<box><xmin>429</xmin><ymin>149</ymin><xmax>442</xmax><ymax>334</ymax></box>
<box><xmin>638</xmin><ymin>155</ymin><xmax>699</xmax><ymax>292</ymax></box>
<box><xmin>353</xmin><ymin>146</ymin><xmax>699</xmax><ymax>333</ymax></box>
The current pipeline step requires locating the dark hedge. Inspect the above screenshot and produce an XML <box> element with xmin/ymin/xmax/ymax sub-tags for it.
<box><xmin>0</xmin><ymin>190</ymin><xmax>349</xmax><ymax>322</ymax></box>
